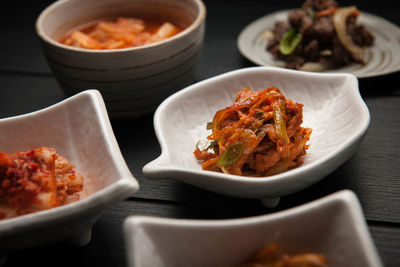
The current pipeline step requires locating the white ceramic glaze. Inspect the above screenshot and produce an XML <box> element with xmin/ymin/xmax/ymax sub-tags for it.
<box><xmin>0</xmin><ymin>90</ymin><xmax>139</xmax><ymax>253</ymax></box>
<box><xmin>124</xmin><ymin>190</ymin><xmax>382</xmax><ymax>267</ymax></box>
<box><xmin>36</xmin><ymin>0</ymin><xmax>206</xmax><ymax>118</ymax></box>
<box><xmin>238</xmin><ymin>10</ymin><xmax>400</xmax><ymax>78</ymax></box>
<box><xmin>143</xmin><ymin>67</ymin><xmax>370</xmax><ymax>206</ymax></box>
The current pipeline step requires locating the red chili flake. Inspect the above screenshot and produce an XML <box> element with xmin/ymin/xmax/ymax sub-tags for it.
<box><xmin>1</xmin><ymin>179</ymin><xmax>11</xmax><ymax>189</ymax></box>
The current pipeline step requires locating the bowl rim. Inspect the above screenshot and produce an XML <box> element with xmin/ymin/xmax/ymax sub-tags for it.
<box><xmin>0</xmin><ymin>90</ymin><xmax>139</xmax><ymax>235</ymax></box>
<box><xmin>35</xmin><ymin>0</ymin><xmax>206</xmax><ymax>54</ymax></box>
<box><xmin>144</xmin><ymin>66</ymin><xmax>370</xmax><ymax>185</ymax></box>
<box><xmin>124</xmin><ymin>190</ymin><xmax>360</xmax><ymax>226</ymax></box>
<box><xmin>123</xmin><ymin>190</ymin><xmax>383</xmax><ymax>267</ymax></box>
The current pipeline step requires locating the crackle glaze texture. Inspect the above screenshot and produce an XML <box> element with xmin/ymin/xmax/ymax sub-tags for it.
<box><xmin>143</xmin><ymin>67</ymin><xmax>370</xmax><ymax>200</ymax></box>
<box><xmin>238</xmin><ymin>10</ymin><xmax>400</xmax><ymax>78</ymax></box>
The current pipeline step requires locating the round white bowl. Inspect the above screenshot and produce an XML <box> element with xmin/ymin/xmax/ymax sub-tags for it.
<box><xmin>36</xmin><ymin>0</ymin><xmax>206</xmax><ymax>118</ymax></box>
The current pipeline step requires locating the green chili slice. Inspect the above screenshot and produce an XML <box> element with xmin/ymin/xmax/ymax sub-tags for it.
<box><xmin>279</xmin><ymin>28</ymin><xmax>302</xmax><ymax>55</ymax></box>
<box><xmin>217</xmin><ymin>143</ymin><xmax>243</xmax><ymax>168</ymax></box>
<box><xmin>206</xmin><ymin>121</ymin><xmax>213</xmax><ymax>130</ymax></box>
<box><xmin>254</xmin><ymin>111</ymin><xmax>264</xmax><ymax>118</ymax></box>
<box><xmin>307</xmin><ymin>7</ymin><xmax>315</xmax><ymax>20</ymax></box>
<box><xmin>205</xmin><ymin>140</ymin><xmax>218</xmax><ymax>151</ymax></box>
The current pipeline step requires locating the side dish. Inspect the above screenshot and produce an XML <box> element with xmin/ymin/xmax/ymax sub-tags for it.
<box><xmin>0</xmin><ymin>147</ymin><xmax>83</xmax><ymax>220</ymax></box>
<box><xmin>193</xmin><ymin>86</ymin><xmax>312</xmax><ymax>176</ymax></box>
<box><xmin>236</xmin><ymin>243</ymin><xmax>328</xmax><ymax>267</ymax></box>
<box><xmin>266</xmin><ymin>0</ymin><xmax>374</xmax><ymax>71</ymax></box>
<box><xmin>60</xmin><ymin>17</ymin><xmax>182</xmax><ymax>49</ymax></box>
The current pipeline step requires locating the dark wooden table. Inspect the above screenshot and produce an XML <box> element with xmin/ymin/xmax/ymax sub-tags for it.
<box><xmin>1</xmin><ymin>0</ymin><xmax>399</xmax><ymax>266</ymax></box>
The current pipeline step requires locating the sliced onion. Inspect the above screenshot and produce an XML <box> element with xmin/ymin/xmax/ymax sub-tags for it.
<box><xmin>299</xmin><ymin>62</ymin><xmax>331</xmax><ymax>72</ymax></box>
<box><xmin>333</xmin><ymin>6</ymin><xmax>364</xmax><ymax>55</ymax></box>
<box><xmin>320</xmin><ymin>49</ymin><xmax>332</xmax><ymax>56</ymax></box>
<box><xmin>260</xmin><ymin>29</ymin><xmax>274</xmax><ymax>40</ymax></box>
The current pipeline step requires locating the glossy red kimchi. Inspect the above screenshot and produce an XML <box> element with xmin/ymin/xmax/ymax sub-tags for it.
<box><xmin>0</xmin><ymin>147</ymin><xmax>83</xmax><ymax>220</ymax></box>
<box><xmin>194</xmin><ymin>87</ymin><xmax>312</xmax><ymax>176</ymax></box>
<box><xmin>61</xmin><ymin>17</ymin><xmax>182</xmax><ymax>49</ymax></box>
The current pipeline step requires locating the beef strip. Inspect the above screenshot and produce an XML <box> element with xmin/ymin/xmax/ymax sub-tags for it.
<box><xmin>288</xmin><ymin>10</ymin><xmax>313</xmax><ymax>33</ymax></box>
<box><xmin>347</xmin><ymin>15</ymin><xmax>375</xmax><ymax>47</ymax></box>
<box><xmin>303</xmin><ymin>39</ymin><xmax>319</xmax><ymax>61</ymax></box>
<box><xmin>305</xmin><ymin>16</ymin><xmax>335</xmax><ymax>44</ymax></box>
<box><xmin>330</xmin><ymin>37</ymin><xmax>353</xmax><ymax>66</ymax></box>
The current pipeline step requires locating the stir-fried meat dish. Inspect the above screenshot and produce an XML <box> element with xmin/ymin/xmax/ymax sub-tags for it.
<box><xmin>267</xmin><ymin>0</ymin><xmax>374</xmax><ymax>71</ymax></box>
<box><xmin>194</xmin><ymin>87</ymin><xmax>312</xmax><ymax>177</ymax></box>
<box><xmin>0</xmin><ymin>147</ymin><xmax>83</xmax><ymax>220</ymax></box>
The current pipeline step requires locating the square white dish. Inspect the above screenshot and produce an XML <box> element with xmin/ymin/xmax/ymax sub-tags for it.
<box><xmin>143</xmin><ymin>67</ymin><xmax>370</xmax><ymax>206</ymax></box>
<box><xmin>0</xmin><ymin>90</ymin><xmax>139</xmax><ymax>253</ymax></box>
<box><xmin>124</xmin><ymin>190</ymin><xmax>383</xmax><ymax>267</ymax></box>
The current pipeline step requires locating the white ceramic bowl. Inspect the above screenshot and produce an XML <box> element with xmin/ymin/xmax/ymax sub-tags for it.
<box><xmin>0</xmin><ymin>90</ymin><xmax>139</xmax><ymax>254</ymax></box>
<box><xmin>143</xmin><ymin>67</ymin><xmax>370</xmax><ymax>207</ymax></box>
<box><xmin>36</xmin><ymin>0</ymin><xmax>206</xmax><ymax>118</ymax></box>
<box><xmin>124</xmin><ymin>190</ymin><xmax>382</xmax><ymax>267</ymax></box>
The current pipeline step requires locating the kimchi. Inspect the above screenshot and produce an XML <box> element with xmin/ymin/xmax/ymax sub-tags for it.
<box><xmin>0</xmin><ymin>147</ymin><xmax>83</xmax><ymax>220</ymax></box>
<box><xmin>194</xmin><ymin>87</ymin><xmax>312</xmax><ymax>176</ymax></box>
<box><xmin>61</xmin><ymin>17</ymin><xmax>182</xmax><ymax>49</ymax></box>
<box><xmin>236</xmin><ymin>243</ymin><xmax>328</xmax><ymax>267</ymax></box>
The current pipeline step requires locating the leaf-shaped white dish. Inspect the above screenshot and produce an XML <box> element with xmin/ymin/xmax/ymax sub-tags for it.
<box><xmin>143</xmin><ymin>67</ymin><xmax>370</xmax><ymax>206</ymax></box>
<box><xmin>0</xmin><ymin>90</ymin><xmax>139</xmax><ymax>254</ymax></box>
<box><xmin>124</xmin><ymin>190</ymin><xmax>383</xmax><ymax>267</ymax></box>
<box><xmin>237</xmin><ymin>10</ymin><xmax>400</xmax><ymax>78</ymax></box>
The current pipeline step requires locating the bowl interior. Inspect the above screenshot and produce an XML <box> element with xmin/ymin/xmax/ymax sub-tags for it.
<box><xmin>156</xmin><ymin>68</ymin><xmax>368</xmax><ymax>174</ymax></box>
<box><xmin>0</xmin><ymin>91</ymin><xmax>129</xmax><ymax>200</ymax></box>
<box><xmin>38</xmin><ymin>0</ymin><xmax>202</xmax><ymax>47</ymax></box>
<box><xmin>126</xmin><ymin>191</ymin><xmax>381</xmax><ymax>267</ymax></box>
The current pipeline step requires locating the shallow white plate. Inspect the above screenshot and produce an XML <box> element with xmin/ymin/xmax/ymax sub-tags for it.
<box><xmin>143</xmin><ymin>67</ymin><xmax>370</xmax><ymax>206</ymax></box>
<box><xmin>0</xmin><ymin>90</ymin><xmax>139</xmax><ymax>254</ymax></box>
<box><xmin>124</xmin><ymin>190</ymin><xmax>382</xmax><ymax>267</ymax></box>
<box><xmin>237</xmin><ymin>10</ymin><xmax>400</xmax><ymax>78</ymax></box>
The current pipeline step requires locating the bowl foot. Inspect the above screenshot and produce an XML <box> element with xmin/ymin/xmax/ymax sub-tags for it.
<box><xmin>68</xmin><ymin>228</ymin><xmax>92</xmax><ymax>247</ymax></box>
<box><xmin>260</xmin><ymin>197</ymin><xmax>280</xmax><ymax>208</ymax></box>
<box><xmin>0</xmin><ymin>255</ymin><xmax>7</xmax><ymax>267</ymax></box>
